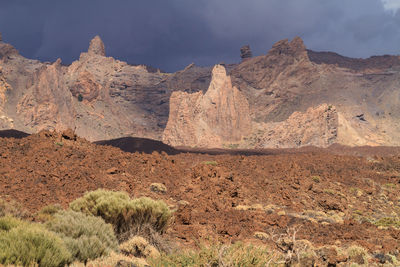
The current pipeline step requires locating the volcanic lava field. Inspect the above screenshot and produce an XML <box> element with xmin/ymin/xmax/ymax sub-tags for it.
<box><xmin>0</xmin><ymin>130</ymin><xmax>399</xmax><ymax>259</ymax></box>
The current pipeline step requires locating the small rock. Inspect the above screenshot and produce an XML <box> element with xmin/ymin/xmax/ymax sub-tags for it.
<box><xmin>61</xmin><ymin>129</ymin><xmax>76</xmax><ymax>140</ymax></box>
<box><xmin>178</xmin><ymin>200</ymin><xmax>189</xmax><ymax>206</ymax></box>
<box><xmin>106</xmin><ymin>167</ymin><xmax>118</xmax><ymax>174</ymax></box>
<box><xmin>374</xmin><ymin>253</ymin><xmax>393</xmax><ymax>264</ymax></box>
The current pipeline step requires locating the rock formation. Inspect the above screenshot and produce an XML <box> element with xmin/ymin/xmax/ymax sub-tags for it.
<box><xmin>88</xmin><ymin>35</ymin><xmax>106</xmax><ymax>56</ymax></box>
<box><xmin>17</xmin><ymin>59</ymin><xmax>75</xmax><ymax>131</ymax></box>
<box><xmin>0</xmin><ymin>66</ymin><xmax>11</xmax><ymax>108</ymax></box>
<box><xmin>69</xmin><ymin>71</ymin><xmax>102</xmax><ymax>102</ymax></box>
<box><xmin>2</xmin><ymin>35</ymin><xmax>400</xmax><ymax>147</ymax></box>
<box><xmin>240</xmin><ymin>45</ymin><xmax>252</xmax><ymax>60</ymax></box>
<box><xmin>244</xmin><ymin>104</ymin><xmax>338</xmax><ymax>148</ymax></box>
<box><xmin>163</xmin><ymin>65</ymin><xmax>251</xmax><ymax>147</ymax></box>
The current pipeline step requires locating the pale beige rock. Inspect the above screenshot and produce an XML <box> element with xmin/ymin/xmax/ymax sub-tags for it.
<box><xmin>0</xmin><ymin>66</ymin><xmax>11</xmax><ymax>110</ymax></box>
<box><xmin>163</xmin><ymin>65</ymin><xmax>251</xmax><ymax>148</ymax></box>
<box><xmin>88</xmin><ymin>35</ymin><xmax>105</xmax><ymax>56</ymax></box>
<box><xmin>17</xmin><ymin>59</ymin><xmax>75</xmax><ymax>132</ymax></box>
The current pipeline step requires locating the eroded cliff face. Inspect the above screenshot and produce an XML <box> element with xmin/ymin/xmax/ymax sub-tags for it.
<box><xmin>17</xmin><ymin>59</ymin><xmax>75</xmax><ymax>132</ymax></box>
<box><xmin>163</xmin><ymin>65</ymin><xmax>251</xmax><ymax>148</ymax></box>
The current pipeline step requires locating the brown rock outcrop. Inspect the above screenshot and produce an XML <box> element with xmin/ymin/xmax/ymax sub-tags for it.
<box><xmin>240</xmin><ymin>45</ymin><xmax>252</xmax><ymax>60</ymax></box>
<box><xmin>88</xmin><ymin>35</ymin><xmax>105</xmax><ymax>56</ymax></box>
<box><xmin>163</xmin><ymin>64</ymin><xmax>251</xmax><ymax>147</ymax></box>
<box><xmin>69</xmin><ymin>71</ymin><xmax>102</xmax><ymax>102</ymax></box>
<box><xmin>0</xmin><ymin>42</ymin><xmax>19</xmax><ymax>60</ymax></box>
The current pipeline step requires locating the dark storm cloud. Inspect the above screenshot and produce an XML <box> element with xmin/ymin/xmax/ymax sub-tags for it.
<box><xmin>0</xmin><ymin>0</ymin><xmax>399</xmax><ymax>71</ymax></box>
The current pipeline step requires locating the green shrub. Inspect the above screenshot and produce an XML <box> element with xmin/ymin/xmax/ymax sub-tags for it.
<box><xmin>202</xmin><ymin>161</ymin><xmax>217</xmax><ymax>166</ymax></box>
<box><xmin>46</xmin><ymin>210</ymin><xmax>118</xmax><ymax>263</ymax></box>
<box><xmin>0</xmin><ymin>216</ymin><xmax>26</xmax><ymax>232</ymax></box>
<box><xmin>69</xmin><ymin>189</ymin><xmax>173</xmax><ymax>241</ymax></box>
<box><xmin>0</xmin><ymin>221</ymin><xmax>71</xmax><ymax>267</ymax></box>
<box><xmin>374</xmin><ymin>217</ymin><xmax>400</xmax><ymax>229</ymax></box>
<box><xmin>347</xmin><ymin>245</ymin><xmax>369</xmax><ymax>265</ymax></box>
<box><xmin>311</xmin><ymin>176</ymin><xmax>321</xmax><ymax>183</ymax></box>
<box><xmin>36</xmin><ymin>204</ymin><xmax>63</xmax><ymax>222</ymax></box>
<box><xmin>149</xmin><ymin>242</ymin><xmax>277</xmax><ymax>267</ymax></box>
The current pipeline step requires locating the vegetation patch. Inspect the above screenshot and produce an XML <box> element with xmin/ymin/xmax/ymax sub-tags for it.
<box><xmin>0</xmin><ymin>219</ymin><xmax>72</xmax><ymax>267</ymax></box>
<box><xmin>120</xmin><ymin>236</ymin><xmax>160</xmax><ymax>259</ymax></box>
<box><xmin>46</xmin><ymin>210</ymin><xmax>118</xmax><ymax>264</ymax></box>
<box><xmin>373</xmin><ymin>217</ymin><xmax>400</xmax><ymax>229</ymax></box>
<box><xmin>35</xmin><ymin>203</ymin><xmax>63</xmax><ymax>222</ymax></box>
<box><xmin>311</xmin><ymin>176</ymin><xmax>321</xmax><ymax>183</ymax></box>
<box><xmin>150</xmin><ymin>183</ymin><xmax>167</xmax><ymax>194</ymax></box>
<box><xmin>384</xmin><ymin>183</ymin><xmax>397</xmax><ymax>189</ymax></box>
<box><xmin>149</xmin><ymin>242</ymin><xmax>277</xmax><ymax>267</ymax></box>
<box><xmin>202</xmin><ymin>161</ymin><xmax>217</xmax><ymax>166</ymax></box>
<box><xmin>69</xmin><ymin>189</ymin><xmax>173</xmax><ymax>241</ymax></box>
<box><xmin>347</xmin><ymin>245</ymin><xmax>370</xmax><ymax>265</ymax></box>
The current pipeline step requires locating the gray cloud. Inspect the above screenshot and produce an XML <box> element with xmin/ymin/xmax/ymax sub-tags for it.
<box><xmin>0</xmin><ymin>0</ymin><xmax>399</xmax><ymax>71</ymax></box>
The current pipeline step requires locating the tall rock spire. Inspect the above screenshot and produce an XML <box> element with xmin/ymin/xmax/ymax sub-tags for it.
<box><xmin>88</xmin><ymin>35</ymin><xmax>105</xmax><ymax>56</ymax></box>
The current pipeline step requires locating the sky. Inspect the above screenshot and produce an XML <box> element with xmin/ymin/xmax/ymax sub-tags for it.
<box><xmin>0</xmin><ymin>0</ymin><xmax>399</xmax><ymax>72</ymax></box>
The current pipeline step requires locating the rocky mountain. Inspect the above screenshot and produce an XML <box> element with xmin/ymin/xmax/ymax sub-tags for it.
<box><xmin>1</xmin><ymin>34</ymin><xmax>400</xmax><ymax>148</ymax></box>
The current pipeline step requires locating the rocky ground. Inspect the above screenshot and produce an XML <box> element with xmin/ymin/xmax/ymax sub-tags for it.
<box><xmin>0</xmin><ymin>131</ymin><xmax>399</xmax><ymax>265</ymax></box>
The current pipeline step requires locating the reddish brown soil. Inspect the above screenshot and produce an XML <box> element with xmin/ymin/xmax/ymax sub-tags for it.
<box><xmin>0</xmin><ymin>131</ymin><xmax>399</xmax><ymax>254</ymax></box>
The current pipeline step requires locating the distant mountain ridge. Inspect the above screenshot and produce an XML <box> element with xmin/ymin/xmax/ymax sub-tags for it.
<box><xmin>1</xmin><ymin>34</ymin><xmax>400</xmax><ymax>148</ymax></box>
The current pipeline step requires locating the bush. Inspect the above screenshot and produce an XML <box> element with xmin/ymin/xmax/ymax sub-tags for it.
<box><xmin>120</xmin><ymin>236</ymin><xmax>160</xmax><ymax>259</ymax></box>
<box><xmin>149</xmin><ymin>242</ymin><xmax>277</xmax><ymax>267</ymax></box>
<box><xmin>69</xmin><ymin>189</ymin><xmax>173</xmax><ymax>241</ymax></box>
<box><xmin>347</xmin><ymin>245</ymin><xmax>370</xmax><ymax>265</ymax></box>
<box><xmin>0</xmin><ymin>215</ymin><xmax>26</xmax><ymax>232</ymax></box>
<box><xmin>46</xmin><ymin>210</ymin><xmax>118</xmax><ymax>263</ymax></box>
<box><xmin>150</xmin><ymin>183</ymin><xmax>167</xmax><ymax>194</ymax></box>
<box><xmin>0</xmin><ymin>220</ymin><xmax>72</xmax><ymax>267</ymax></box>
<box><xmin>35</xmin><ymin>203</ymin><xmax>63</xmax><ymax>222</ymax></box>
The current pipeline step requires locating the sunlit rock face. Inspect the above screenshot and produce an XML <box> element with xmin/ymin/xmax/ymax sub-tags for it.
<box><xmin>163</xmin><ymin>64</ymin><xmax>251</xmax><ymax>148</ymax></box>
